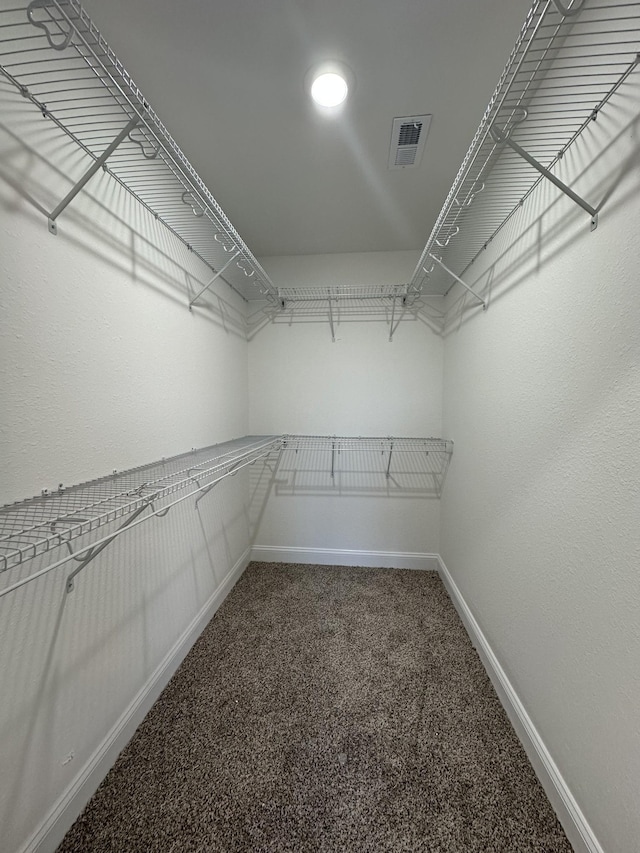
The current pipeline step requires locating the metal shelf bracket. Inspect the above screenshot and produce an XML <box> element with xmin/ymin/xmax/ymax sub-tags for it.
<box><xmin>189</xmin><ymin>250</ymin><xmax>240</xmax><ymax>309</ymax></box>
<box><xmin>47</xmin><ymin>116</ymin><xmax>140</xmax><ymax>234</ymax></box>
<box><xmin>551</xmin><ymin>0</ymin><xmax>586</xmax><ymax>17</ymax></box>
<box><xmin>194</xmin><ymin>455</ymin><xmax>246</xmax><ymax>507</ymax></box>
<box><xmin>490</xmin><ymin>109</ymin><xmax>598</xmax><ymax>231</ymax></box>
<box><xmin>65</xmin><ymin>498</ymin><xmax>152</xmax><ymax>593</ymax></box>
<box><xmin>328</xmin><ymin>291</ymin><xmax>336</xmax><ymax>342</ymax></box>
<box><xmin>388</xmin><ymin>289</ymin><xmax>407</xmax><ymax>342</ymax></box>
<box><xmin>385</xmin><ymin>440</ymin><xmax>394</xmax><ymax>479</ymax></box>
<box><xmin>428</xmin><ymin>254</ymin><xmax>487</xmax><ymax>310</ymax></box>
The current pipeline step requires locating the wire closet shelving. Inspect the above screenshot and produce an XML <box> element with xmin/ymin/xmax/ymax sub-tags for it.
<box><xmin>0</xmin><ymin>435</ymin><xmax>453</xmax><ymax>598</ymax></box>
<box><xmin>0</xmin><ymin>0</ymin><xmax>280</xmax><ymax>306</ymax></box>
<box><xmin>1</xmin><ymin>2</ymin><xmax>636</xmax><ymax>327</ymax></box>
<box><xmin>0</xmin><ymin>436</ymin><xmax>283</xmax><ymax>597</ymax></box>
<box><xmin>411</xmin><ymin>0</ymin><xmax>640</xmax><ymax>303</ymax></box>
<box><xmin>278</xmin><ymin>435</ymin><xmax>453</xmax><ymax>495</ymax></box>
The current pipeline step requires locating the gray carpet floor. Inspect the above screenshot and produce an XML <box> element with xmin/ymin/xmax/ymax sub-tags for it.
<box><xmin>57</xmin><ymin>563</ymin><xmax>572</xmax><ymax>852</ymax></box>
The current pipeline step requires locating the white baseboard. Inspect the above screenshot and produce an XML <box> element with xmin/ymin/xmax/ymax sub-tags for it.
<box><xmin>28</xmin><ymin>548</ymin><xmax>251</xmax><ymax>853</ymax></box>
<box><xmin>250</xmin><ymin>545</ymin><xmax>440</xmax><ymax>571</ymax></box>
<box><xmin>436</xmin><ymin>555</ymin><xmax>603</xmax><ymax>853</ymax></box>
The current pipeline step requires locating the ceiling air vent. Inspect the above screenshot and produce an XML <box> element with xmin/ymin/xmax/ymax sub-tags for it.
<box><xmin>388</xmin><ymin>114</ymin><xmax>432</xmax><ymax>170</ymax></box>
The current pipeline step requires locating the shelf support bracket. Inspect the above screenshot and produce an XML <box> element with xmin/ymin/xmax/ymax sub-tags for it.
<box><xmin>551</xmin><ymin>0</ymin><xmax>586</xmax><ymax>17</ymax></box>
<box><xmin>328</xmin><ymin>291</ymin><xmax>335</xmax><ymax>342</ymax></box>
<box><xmin>194</xmin><ymin>456</ymin><xmax>247</xmax><ymax>508</ymax></box>
<box><xmin>386</xmin><ymin>439</ymin><xmax>394</xmax><ymax>479</ymax></box>
<box><xmin>389</xmin><ymin>289</ymin><xmax>408</xmax><ymax>341</ymax></box>
<box><xmin>189</xmin><ymin>250</ymin><xmax>240</xmax><ymax>308</ymax></box>
<box><xmin>331</xmin><ymin>438</ymin><xmax>336</xmax><ymax>480</ymax></box>
<box><xmin>389</xmin><ymin>292</ymin><xmax>397</xmax><ymax>342</ymax></box>
<box><xmin>65</xmin><ymin>499</ymin><xmax>152</xmax><ymax>593</ymax></box>
<box><xmin>48</xmin><ymin>115</ymin><xmax>140</xmax><ymax>234</ymax></box>
<box><xmin>428</xmin><ymin>254</ymin><xmax>487</xmax><ymax>309</ymax></box>
<box><xmin>490</xmin><ymin>111</ymin><xmax>598</xmax><ymax>230</ymax></box>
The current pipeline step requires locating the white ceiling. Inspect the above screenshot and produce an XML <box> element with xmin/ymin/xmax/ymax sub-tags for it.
<box><xmin>81</xmin><ymin>0</ymin><xmax>532</xmax><ymax>259</ymax></box>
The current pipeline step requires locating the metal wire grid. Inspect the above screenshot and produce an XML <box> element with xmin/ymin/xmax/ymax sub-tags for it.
<box><xmin>6</xmin><ymin>4</ymin><xmax>632</xmax><ymax>308</ymax></box>
<box><xmin>267</xmin><ymin>297</ymin><xmax>425</xmax><ymax>324</ymax></box>
<box><xmin>276</xmin><ymin>284</ymin><xmax>418</xmax><ymax>303</ymax></box>
<box><xmin>277</xmin><ymin>436</ymin><xmax>453</xmax><ymax>493</ymax></box>
<box><xmin>0</xmin><ymin>435</ymin><xmax>452</xmax><ymax>576</ymax></box>
<box><xmin>410</xmin><ymin>0</ymin><xmax>640</xmax><ymax>297</ymax></box>
<box><xmin>0</xmin><ymin>0</ymin><xmax>278</xmax><ymax>303</ymax></box>
<box><xmin>268</xmin><ymin>287</ymin><xmax>425</xmax><ymax>340</ymax></box>
<box><xmin>0</xmin><ymin>436</ymin><xmax>283</xmax><ymax>574</ymax></box>
<box><xmin>282</xmin><ymin>436</ymin><xmax>452</xmax><ymax>454</ymax></box>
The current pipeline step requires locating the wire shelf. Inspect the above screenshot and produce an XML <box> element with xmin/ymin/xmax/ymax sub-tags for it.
<box><xmin>277</xmin><ymin>285</ymin><xmax>419</xmax><ymax>303</ymax></box>
<box><xmin>277</xmin><ymin>435</ymin><xmax>454</xmax><ymax>495</ymax></box>
<box><xmin>0</xmin><ymin>436</ymin><xmax>283</xmax><ymax>576</ymax></box>
<box><xmin>4</xmin><ymin>4</ymin><xmax>630</xmax><ymax>314</ymax></box>
<box><xmin>5</xmin><ymin>3</ymin><xmax>631</xmax><ymax>313</ymax></box>
<box><xmin>0</xmin><ymin>0</ymin><xmax>279</xmax><ymax>303</ymax></box>
<box><xmin>0</xmin><ymin>434</ymin><xmax>452</xmax><ymax>586</ymax></box>
<box><xmin>282</xmin><ymin>435</ymin><xmax>452</xmax><ymax>454</ymax></box>
<box><xmin>410</xmin><ymin>0</ymin><xmax>640</xmax><ymax>297</ymax></box>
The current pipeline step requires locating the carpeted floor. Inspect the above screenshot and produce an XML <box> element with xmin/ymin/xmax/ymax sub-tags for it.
<box><xmin>57</xmin><ymin>563</ymin><xmax>572</xmax><ymax>852</ymax></box>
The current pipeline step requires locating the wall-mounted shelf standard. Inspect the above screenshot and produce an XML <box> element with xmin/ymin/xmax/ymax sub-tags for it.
<box><xmin>410</xmin><ymin>0</ymin><xmax>640</xmax><ymax>299</ymax></box>
<box><xmin>0</xmin><ymin>0</ymin><xmax>279</xmax><ymax>304</ymax></box>
<box><xmin>0</xmin><ymin>436</ymin><xmax>283</xmax><ymax>597</ymax></box>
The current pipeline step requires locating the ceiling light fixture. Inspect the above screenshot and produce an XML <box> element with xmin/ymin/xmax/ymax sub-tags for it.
<box><xmin>310</xmin><ymin>71</ymin><xmax>348</xmax><ymax>107</ymax></box>
<box><xmin>305</xmin><ymin>61</ymin><xmax>354</xmax><ymax>111</ymax></box>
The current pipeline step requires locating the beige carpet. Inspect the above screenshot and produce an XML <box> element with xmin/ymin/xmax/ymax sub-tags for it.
<box><xmin>57</xmin><ymin>563</ymin><xmax>572</xmax><ymax>852</ymax></box>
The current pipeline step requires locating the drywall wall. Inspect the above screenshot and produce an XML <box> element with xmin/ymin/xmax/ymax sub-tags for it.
<box><xmin>0</xmin><ymin>87</ymin><xmax>254</xmax><ymax>852</ymax></box>
<box><xmin>0</xmin><ymin>109</ymin><xmax>248</xmax><ymax>505</ymax></box>
<box><xmin>439</xmin><ymin>71</ymin><xmax>640</xmax><ymax>852</ymax></box>
<box><xmin>248</xmin><ymin>252</ymin><xmax>444</xmax><ymax>559</ymax></box>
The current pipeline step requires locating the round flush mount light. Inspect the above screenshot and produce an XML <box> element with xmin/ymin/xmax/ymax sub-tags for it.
<box><xmin>311</xmin><ymin>72</ymin><xmax>348</xmax><ymax>107</ymax></box>
<box><xmin>305</xmin><ymin>61</ymin><xmax>354</xmax><ymax>111</ymax></box>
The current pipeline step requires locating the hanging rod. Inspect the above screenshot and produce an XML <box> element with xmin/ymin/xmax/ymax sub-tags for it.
<box><xmin>410</xmin><ymin>0</ymin><xmax>640</xmax><ymax>299</ymax></box>
<box><xmin>0</xmin><ymin>436</ymin><xmax>283</xmax><ymax>590</ymax></box>
<box><xmin>0</xmin><ymin>0</ymin><xmax>279</xmax><ymax>304</ymax></box>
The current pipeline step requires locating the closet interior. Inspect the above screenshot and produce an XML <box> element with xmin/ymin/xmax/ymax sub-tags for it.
<box><xmin>1</xmin><ymin>1</ymin><xmax>639</xmax><ymax>851</ymax></box>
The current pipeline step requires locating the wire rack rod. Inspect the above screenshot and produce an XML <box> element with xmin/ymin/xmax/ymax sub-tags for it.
<box><xmin>410</xmin><ymin>0</ymin><xmax>640</xmax><ymax>297</ymax></box>
<box><xmin>0</xmin><ymin>0</ymin><xmax>279</xmax><ymax>303</ymax></box>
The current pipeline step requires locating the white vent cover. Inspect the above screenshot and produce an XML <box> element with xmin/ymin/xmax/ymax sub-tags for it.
<box><xmin>388</xmin><ymin>114</ymin><xmax>432</xmax><ymax>169</ymax></box>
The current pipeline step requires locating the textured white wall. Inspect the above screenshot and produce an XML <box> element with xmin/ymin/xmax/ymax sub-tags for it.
<box><xmin>248</xmin><ymin>252</ymin><xmax>444</xmax><ymax>555</ymax></box>
<box><xmin>0</xmin><ymin>114</ymin><xmax>248</xmax><ymax>504</ymax></box>
<box><xmin>440</xmin><ymin>72</ymin><xmax>640</xmax><ymax>852</ymax></box>
<box><xmin>0</xmin><ymin>89</ymin><xmax>252</xmax><ymax>852</ymax></box>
